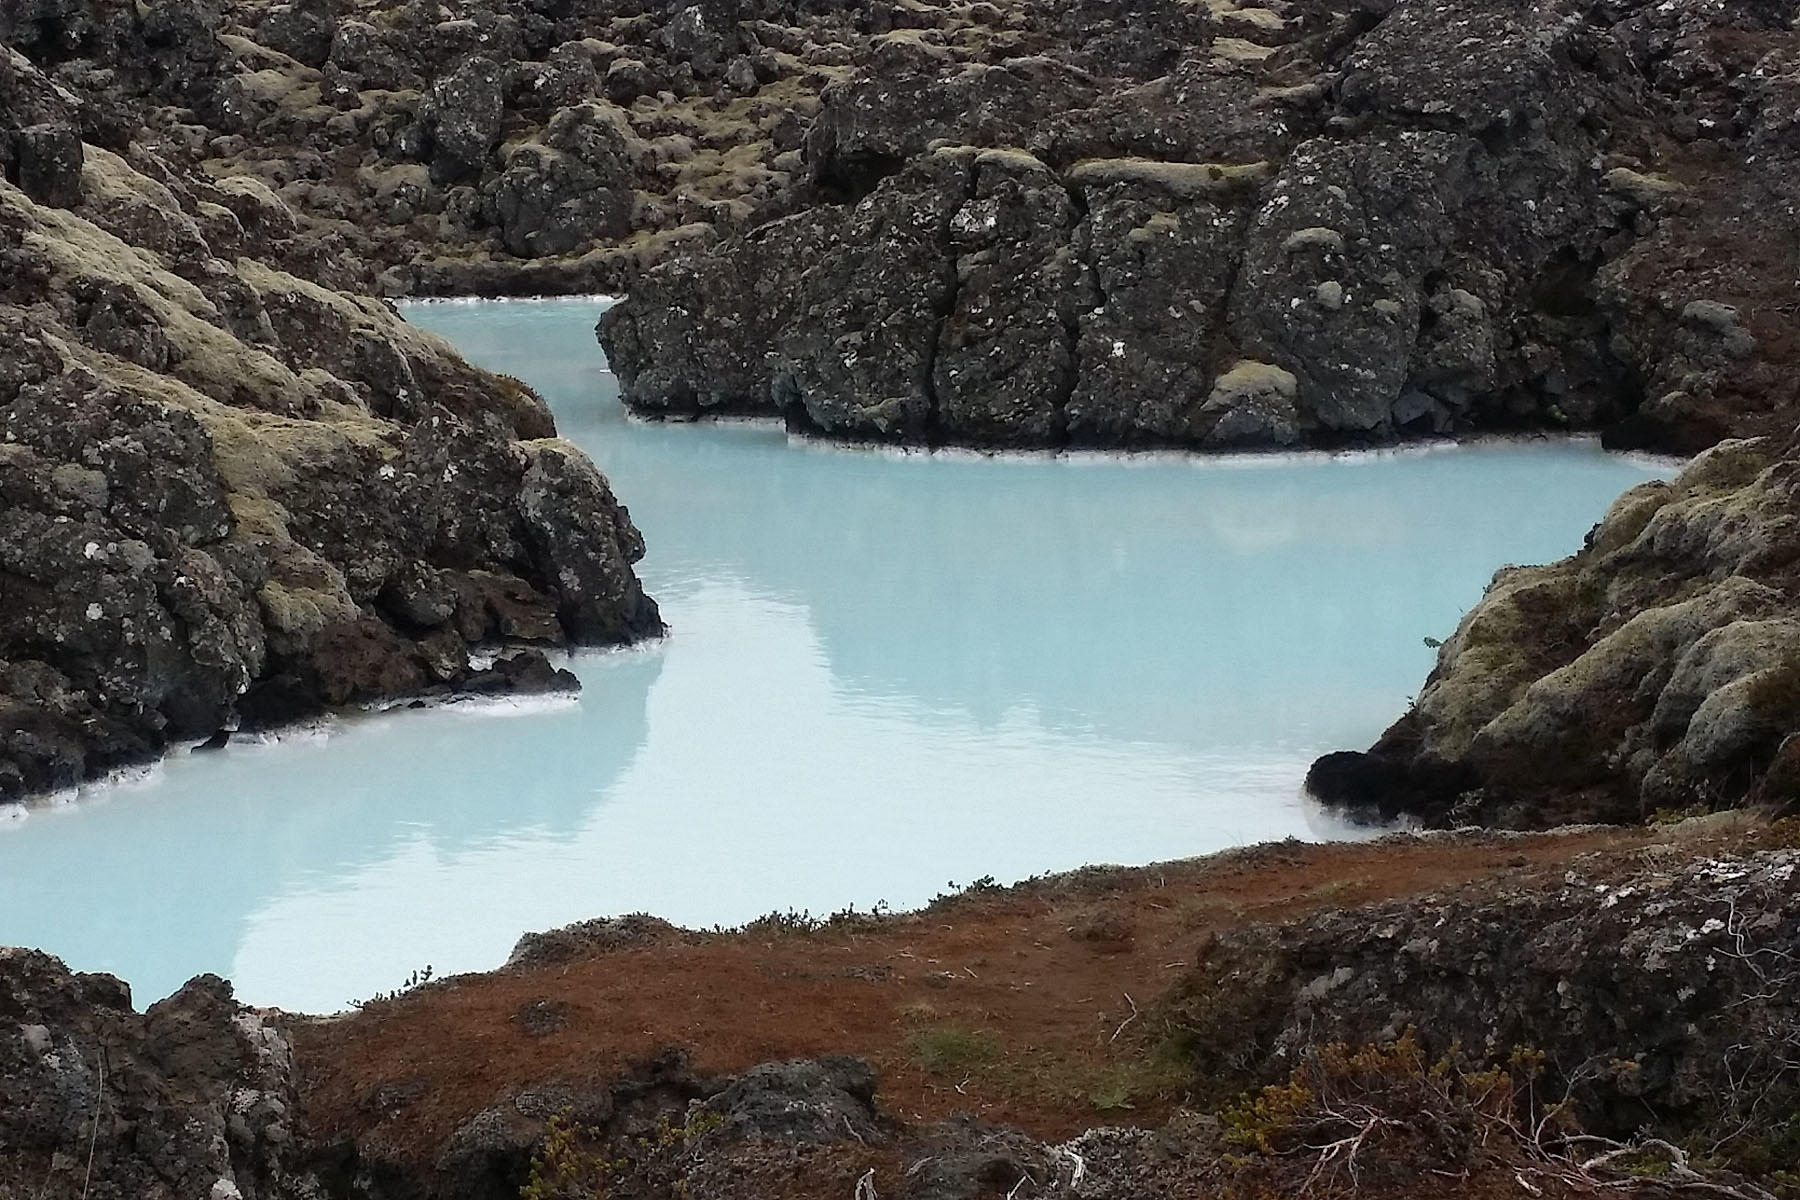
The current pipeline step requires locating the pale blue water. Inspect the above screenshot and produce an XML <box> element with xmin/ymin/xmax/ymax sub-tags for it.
<box><xmin>0</xmin><ymin>299</ymin><xmax>1672</xmax><ymax>1012</ymax></box>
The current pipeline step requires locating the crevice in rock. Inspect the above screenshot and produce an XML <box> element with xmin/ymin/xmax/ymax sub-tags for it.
<box><xmin>1320</xmin><ymin>5</ymin><xmax>1390</xmax><ymax>71</ymax></box>
<box><xmin>1048</xmin><ymin>175</ymin><xmax>1089</xmax><ymax>448</ymax></box>
<box><xmin>811</xmin><ymin>149</ymin><xmax>905</xmax><ymax>206</ymax></box>
<box><xmin>918</xmin><ymin>160</ymin><xmax>983</xmax><ymax>446</ymax></box>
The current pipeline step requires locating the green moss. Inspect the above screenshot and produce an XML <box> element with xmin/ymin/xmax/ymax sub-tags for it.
<box><xmin>1067</xmin><ymin>157</ymin><xmax>1272</xmax><ymax>200</ymax></box>
<box><xmin>908</xmin><ymin>1024</ymin><xmax>1004</xmax><ymax>1075</ymax></box>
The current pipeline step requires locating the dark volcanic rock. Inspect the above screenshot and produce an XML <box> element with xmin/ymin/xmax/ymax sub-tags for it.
<box><xmin>1064</xmin><ymin>163</ymin><xmax>1254</xmax><ymax>445</ymax></box>
<box><xmin>1308</xmin><ymin>435</ymin><xmax>1800</xmax><ymax>825</ymax></box>
<box><xmin>255</xmin><ymin>0</ymin><xmax>339</xmax><ymax>68</ymax></box>
<box><xmin>15</xmin><ymin>123</ymin><xmax>84</xmax><ymax>207</ymax></box>
<box><xmin>479</xmin><ymin>104</ymin><xmax>640</xmax><ymax>258</ymax></box>
<box><xmin>690</xmin><ymin>1056</ymin><xmax>883</xmax><ymax>1147</ymax></box>
<box><xmin>803</xmin><ymin>47</ymin><xmax>1100</xmax><ymax>202</ymax></box>
<box><xmin>426</xmin><ymin>55</ymin><xmax>507</xmax><ymax>184</ymax></box>
<box><xmin>601</xmin><ymin>106</ymin><xmax>1646</xmax><ymax>451</ymax></box>
<box><xmin>1173</xmin><ymin>840</ymin><xmax>1800</xmax><ymax>1136</ymax></box>
<box><xmin>0</xmin><ymin>49</ymin><xmax>658</xmax><ymax>801</ymax></box>
<box><xmin>0</xmin><ymin>948</ymin><xmax>298</xmax><ymax>1200</ymax></box>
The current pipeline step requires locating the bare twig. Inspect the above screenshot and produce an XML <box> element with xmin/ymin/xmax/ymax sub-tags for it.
<box><xmin>1109</xmin><ymin>993</ymin><xmax>1140</xmax><ymax>1044</ymax></box>
<box><xmin>1005</xmin><ymin>1171</ymin><xmax>1038</xmax><ymax>1199</ymax></box>
<box><xmin>1048</xmin><ymin>1143</ymin><xmax>1088</xmax><ymax>1191</ymax></box>
<box><xmin>80</xmin><ymin>1049</ymin><xmax>104</xmax><ymax>1200</ymax></box>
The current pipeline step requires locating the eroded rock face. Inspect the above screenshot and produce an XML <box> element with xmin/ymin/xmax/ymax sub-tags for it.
<box><xmin>601</xmin><ymin>119</ymin><xmax>1614</xmax><ymax>450</ymax></box>
<box><xmin>479</xmin><ymin>104</ymin><xmax>640</xmax><ymax>258</ymax></box>
<box><xmin>0</xmin><ymin>50</ymin><xmax>657</xmax><ymax>800</ymax></box>
<box><xmin>0</xmin><ymin>948</ymin><xmax>298</xmax><ymax>1200</ymax></box>
<box><xmin>1174</xmin><ymin>841</ymin><xmax>1800</xmax><ymax>1135</ymax></box>
<box><xmin>1309</xmin><ymin>434</ymin><xmax>1800</xmax><ymax>824</ymax></box>
<box><xmin>597</xmin><ymin>0</ymin><xmax>1800</xmax><ymax>457</ymax></box>
<box><xmin>598</xmin><ymin>127</ymin><xmax>1573</xmax><ymax>449</ymax></box>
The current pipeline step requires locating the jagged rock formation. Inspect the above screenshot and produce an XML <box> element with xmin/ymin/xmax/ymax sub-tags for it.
<box><xmin>0</xmin><ymin>0</ymin><xmax>896</xmax><ymax>297</ymax></box>
<box><xmin>0</xmin><ymin>47</ymin><xmax>658</xmax><ymax>800</ymax></box>
<box><xmin>1309</xmin><ymin>433</ymin><xmax>1800</xmax><ymax>824</ymax></box>
<box><xmin>0</xmin><ymin>948</ymin><xmax>301</xmax><ymax>1200</ymax></box>
<box><xmin>1174</xmin><ymin>838</ymin><xmax>1800</xmax><ymax>1132</ymax></box>
<box><xmin>600</xmin><ymin>0</ymin><xmax>1800</xmax><ymax>456</ymax></box>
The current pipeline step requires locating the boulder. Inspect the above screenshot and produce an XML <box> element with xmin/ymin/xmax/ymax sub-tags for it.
<box><xmin>479</xmin><ymin>104</ymin><xmax>639</xmax><ymax>258</ymax></box>
<box><xmin>254</xmin><ymin>0</ymin><xmax>339</xmax><ymax>68</ymax></box>
<box><xmin>0</xmin><ymin>949</ymin><xmax>297</xmax><ymax>1200</ymax></box>
<box><xmin>14</xmin><ymin>124</ymin><xmax>83</xmax><ymax>207</ymax></box>
<box><xmin>427</xmin><ymin>55</ymin><xmax>506</xmax><ymax>184</ymax></box>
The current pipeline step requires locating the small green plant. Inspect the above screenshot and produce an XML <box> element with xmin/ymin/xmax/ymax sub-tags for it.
<box><xmin>1083</xmin><ymin>1054</ymin><xmax>1189</xmax><ymax>1112</ymax></box>
<box><xmin>908</xmin><ymin>1024</ymin><xmax>1004</xmax><ymax>1075</ymax></box>
<box><xmin>345</xmin><ymin>964</ymin><xmax>434</xmax><ymax>1010</ymax></box>
<box><xmin>1219</xmin><ymin>1033</ymin><xmax>1545</xmax><ymax>1188</ymax></box>
<box><xmin>520</xmin><ymin>1109</ymin><xmax>727</xmax><ymax>1200</ymax></box>
<box><xmin>521</xmin><ymin>1111</ymin><xmax>607</xmax><ymax>1200</ymax></box>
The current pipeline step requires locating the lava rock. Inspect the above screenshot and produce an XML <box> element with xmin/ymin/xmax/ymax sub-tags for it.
<box><xmin>15</xmin><ymin>124</ymin><xmax>83</xmax><ymax>207</ymax></box>
<box><xmin>427</xmin><ymin>55</ymin><xmax>506</xmax><ymax>184</ymax></box>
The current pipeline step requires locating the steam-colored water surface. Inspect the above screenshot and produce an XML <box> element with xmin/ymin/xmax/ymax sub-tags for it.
<box><xmin>0</xmin><ymin>299</ymin><xmax>1671</xmax><ymax>1011</ymax></box>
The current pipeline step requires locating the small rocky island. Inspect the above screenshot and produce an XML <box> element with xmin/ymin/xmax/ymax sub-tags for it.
<box><xmin>2</xmin><ymin>0</ymin><xmax>1797</xmax><ymax>1193</ymax></box>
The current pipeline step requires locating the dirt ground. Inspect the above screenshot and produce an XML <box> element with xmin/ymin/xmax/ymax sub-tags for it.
<box><xmin>291</xmin><ymin>826</ymin><xmax>1660</xmax><ymax>1169</ymax></box>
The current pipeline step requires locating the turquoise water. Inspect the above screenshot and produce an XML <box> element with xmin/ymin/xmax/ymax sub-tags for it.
<box><xmin>0</xmin><ymin>299</ymin><xmax>1671</xmax><ymax>1012</ymax></box>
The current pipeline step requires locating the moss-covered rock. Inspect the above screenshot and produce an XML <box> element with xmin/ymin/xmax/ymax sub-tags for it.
<box><xmin>0</xmin><ymin>50</ymin><xmax>657</xmax><ymax>800</ymax></box>
<box><xmin>1310</xmin><ymin>436</ymin><xmax>1800</xmax><ymax>825</ymax></box>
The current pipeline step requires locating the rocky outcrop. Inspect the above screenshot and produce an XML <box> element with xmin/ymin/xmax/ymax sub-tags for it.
<box><xmin>0</xmin><ymin>948</ymin><xmax>300</xmax><ymax>1200</ymax></box>
<box><xmin>1308</xmin><ymin>434</ymin><xmax>1800</xmax><ymax>825</ymax></box>
<box><xmin>595</xmin><ymin>119</ymin><xmax>1620</xmax><ymax>448</ymax></box>
<box><xmin>1173</xmin><ymin>838</ymin><xmax>1800</xmax><ymax>1137</ymax></box>
<box><xmin>598</xmin><ymin>0</ymin><xmax>1800</xmax><ymax>456</ymax></box>
<box><xmin>1</xmin><ymin>0</ymin><xmax>890</xmax><ymax>297</ymax></box>
<box><xmin>5</xmin><ymin>0</ymin><xmax>1793</xmax><ymax>449</ymax></box>
<box><xmin>0</xmin><ymin>49</ymin><xmax>657</xmax><ymax>800</ymax></box>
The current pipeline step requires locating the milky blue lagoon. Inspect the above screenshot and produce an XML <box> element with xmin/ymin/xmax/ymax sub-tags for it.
<box><xmin>0</xmin><ymin>299</ymin><xmax>1673</xmax><ymax>1011</ymax></box>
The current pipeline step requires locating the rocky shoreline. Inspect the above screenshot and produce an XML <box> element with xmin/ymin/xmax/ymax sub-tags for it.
<box><xmin>7</xmin><ymin>818</ymin><xmax>1800</xmax><ymax>1199</ymax></box>
<box><xmin>4</xmin><ymin>0</ymin><xmax>1800</xmax><ymax>1192</ymax></box>
<box><xmin>0</xmin><ymin>38</ymin><xmax>660</xmax><ymax>800</ymax></box>
<box><xmin>3</xmin><ymin>0</ymin><xmax>1795</xmax><ymax>809</ymax></box>
<box><xmin>1309</xmin><ymin>429</ymin><xmax>1800</xmax><ymax>825</ymax></box>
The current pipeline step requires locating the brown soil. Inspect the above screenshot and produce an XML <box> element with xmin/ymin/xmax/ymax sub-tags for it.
<box><xmin>292</xmin><ymin>826</ymin><xmax>1657</xmax><ymax>1168</ymax></box>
